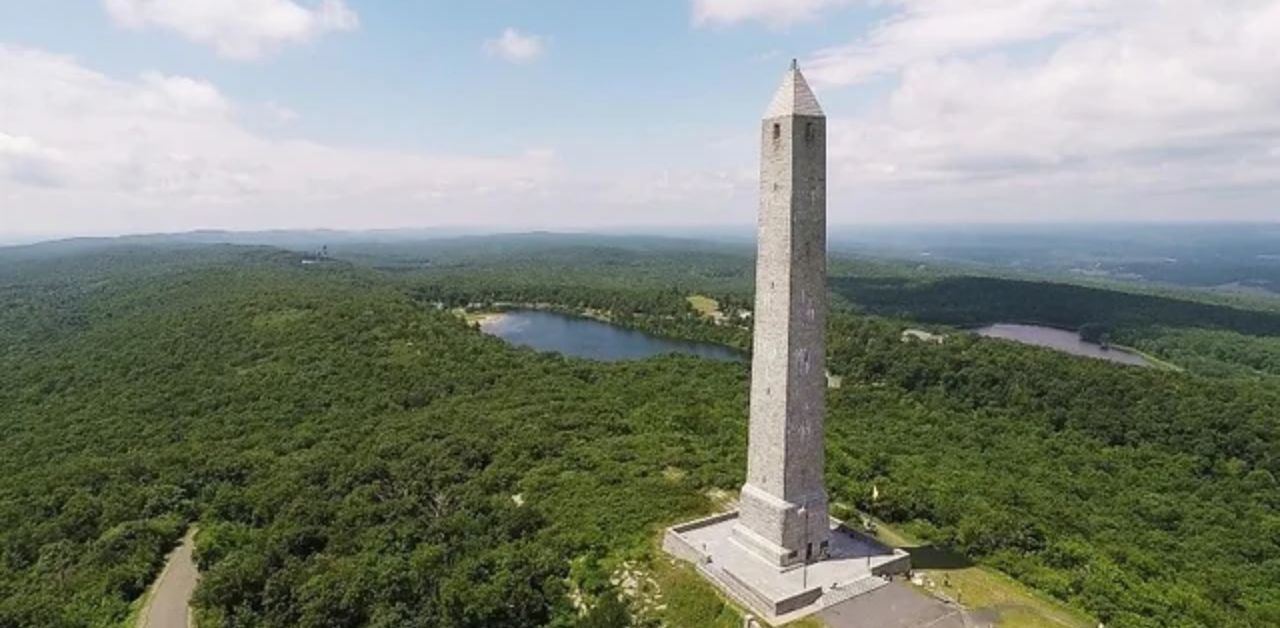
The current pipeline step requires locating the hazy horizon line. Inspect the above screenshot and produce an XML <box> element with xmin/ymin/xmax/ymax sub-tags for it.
<box><xmin>5</xmin><ymin>219</ymin><xmax>1280</xmax><ymax>248</ymax></box>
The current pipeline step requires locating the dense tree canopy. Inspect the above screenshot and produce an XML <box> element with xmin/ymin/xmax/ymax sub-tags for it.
<box><xmin>1</xmin><ymin>241</ymin><xmax>1278</xmax><ymax>627</ymax></box>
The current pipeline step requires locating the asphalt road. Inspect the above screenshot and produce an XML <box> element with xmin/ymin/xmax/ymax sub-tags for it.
<box><xmin>140</xmin><ymin>528</ymin><xmax>199</xmax><ymax>628</ymax></box>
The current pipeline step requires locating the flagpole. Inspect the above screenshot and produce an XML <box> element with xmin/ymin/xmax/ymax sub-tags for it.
<box><xmin>802</xmin><ymin>502</ymin><xmax>809</xmax><ymax>589</ymax></box>
<box><xmin>869</xmin><ymin>484</ymin><xmax>879</xmax><ymax>569</ymax></box>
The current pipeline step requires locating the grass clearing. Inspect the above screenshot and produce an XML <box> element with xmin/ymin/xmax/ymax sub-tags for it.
<box><xmin>869</xmin><ymin>519</ymin><xmax>1094</xmax><ymax>628</ymax></box>
<box><xmin>687</xmin><ymin>294</ymin><xmax>722</xmax><ymax>319</ymax></box>
<box><xmin>648</xmin><ymin>556</ymin><xmax>742</xmax><ymax>628</ymax></box>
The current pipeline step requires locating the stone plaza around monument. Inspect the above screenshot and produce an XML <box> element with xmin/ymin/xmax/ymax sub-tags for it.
<box><xmin>664</xmin><ymin>511</ymin><xmax>910</xmax><ymax>624</ymax></box>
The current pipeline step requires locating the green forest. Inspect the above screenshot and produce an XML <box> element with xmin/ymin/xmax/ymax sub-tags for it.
<box><xmin>1</xmin><ymin>239</ymin><xmax>1278</xmax><ymax>628</ymax></box>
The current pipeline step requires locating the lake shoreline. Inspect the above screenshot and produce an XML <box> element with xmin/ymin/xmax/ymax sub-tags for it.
<box><xmin>477</xmin><ymin>308</ymin><xmax>743</xmax><ymax>362</ymax></box>
<box><xmin>468</xmin><ymin>311</ymin><xmax>508</xmax><ymax>327</ymax></box>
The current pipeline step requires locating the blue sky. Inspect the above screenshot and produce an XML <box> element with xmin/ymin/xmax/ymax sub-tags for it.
<box><xmin>2</xmin><ymin>1</ymin><xmax>1279</xmax><ymax>238</ymax></box>
<box><xmin>0</xmin><ymin>2</ymin><xmax>872</xmax><ymax>168</ymax></box>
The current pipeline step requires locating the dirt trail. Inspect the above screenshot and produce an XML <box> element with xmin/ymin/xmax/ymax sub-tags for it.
<box><xmin>139</xmin><ymin>527</ymin><xmax>199</xmax><ymax>628</ymax></box>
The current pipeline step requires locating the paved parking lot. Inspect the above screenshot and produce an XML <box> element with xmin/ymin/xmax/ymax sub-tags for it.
<box><xmin>819</xmin><ymin>582</ymin><xmax>976</xmax><ymax>628</ymax></box>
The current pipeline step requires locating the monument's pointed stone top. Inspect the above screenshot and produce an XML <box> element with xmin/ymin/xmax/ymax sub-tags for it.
<box><xmin>764</xmin><ymin>60</ymin><xmax>824</xmax><ymax>119</ymax></box>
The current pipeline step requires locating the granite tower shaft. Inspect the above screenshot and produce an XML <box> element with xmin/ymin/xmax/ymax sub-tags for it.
<box><xmin>732</xmin><ymin>61</ymin><xmax>831</xmax><ymax>569</ymax></box>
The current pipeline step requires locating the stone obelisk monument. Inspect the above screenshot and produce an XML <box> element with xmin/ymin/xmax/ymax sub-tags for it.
<box><xmin>663</xmin><ymin>62</ymin><xmax>908</xmax><ymax>623</ymax></box>
<box><xmin>731</xmin><ymin>59</ymin><xmax>831</xmax><ymax>569</ymax></box>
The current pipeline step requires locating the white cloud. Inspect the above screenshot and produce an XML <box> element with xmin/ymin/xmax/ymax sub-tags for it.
<box><xmin>103</xmin><ymin>0</ymin><xmax>358</xmax><ymax>60</ymax></box>
<box><xmin>806</xmin><ymin>0</ymin><xmax>1113</xmax><ymax>86</ymax></box>
<box><xmin>686</xmin><ymin>0</ymin><xmax>1280</xmax><ymax>220</ymax></box>
<box><xmin>263</xmin><ymin>101</ymin><xmax>299</xmax><ymax>123</ymax></box>
<box><xmin>136</xmin><ymin>72</ymin><xmax>233</xmax><ymax>116</ymax></box>
<box><xmin>483</xmin><ymin>28</ymin><xmax>545</xmax><ymax>63</ymax></box>
<box><xmin>0</xmin><ymin>45</ymin><xmax>557</xmax><ymax>236</ymax></box>
<box><xmin>692</xmin><ymin>0</ymin><xmax>855</xmax><ymax>26</ymax></box>
<box><xmin>0</xmin><ymin>133</ymin><xmax>67</xmax><ymax>188</ymax></box>
<box><xmin>789</xmin><ymin>0</ymin><xmax>1280</xmax><ymax>220</ymax></box>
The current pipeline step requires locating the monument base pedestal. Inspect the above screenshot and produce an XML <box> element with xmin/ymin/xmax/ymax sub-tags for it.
<box><xmin>734</xmin><ymin>483</ymin><xmax>833</xmax><ymax>569</ymax></box>
<box><xmin>663</xmin><ymin>511</ymin><xmax>911</xmax><ymax>626</ymax></box>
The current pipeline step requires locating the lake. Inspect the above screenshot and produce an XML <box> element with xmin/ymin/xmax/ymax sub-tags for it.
<box><xmin>976</xmin><ymin>323</ymin><xmax>1151</xmax><ymax>367</ymax></box>
<box><xmin>479</xmin><ymin>309</ymin><xmax>742</xmax><ymax>362</ymax></box>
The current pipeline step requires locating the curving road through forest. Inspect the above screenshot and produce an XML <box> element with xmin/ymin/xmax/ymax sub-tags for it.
<box><xmin>139</xmin><ymin>527</ymin><xmax>199</xmax><ymax>628</ymax></box>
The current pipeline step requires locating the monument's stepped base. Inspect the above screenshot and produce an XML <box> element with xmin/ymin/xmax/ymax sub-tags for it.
<box><xmin>664</xmin><ymin>511</ymin><xmax>911</xmax><ymax>625</ymax></box>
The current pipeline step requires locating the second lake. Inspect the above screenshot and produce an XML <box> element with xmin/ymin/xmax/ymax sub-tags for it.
<box><xmin>976</xmin><ymin>323</ymin><xmax>1151</xmax><ymax>367</ymax></box>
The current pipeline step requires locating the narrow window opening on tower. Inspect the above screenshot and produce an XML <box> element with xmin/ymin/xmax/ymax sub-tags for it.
<box><xmin>805</xmin><ymin>122</ymin><xmax>816</xmax><ymax>143</ymax></box>
<box><xmin>772</xmin><ymin>123</ymin><xmax>781</xmax><ymax>141</ymax></box>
